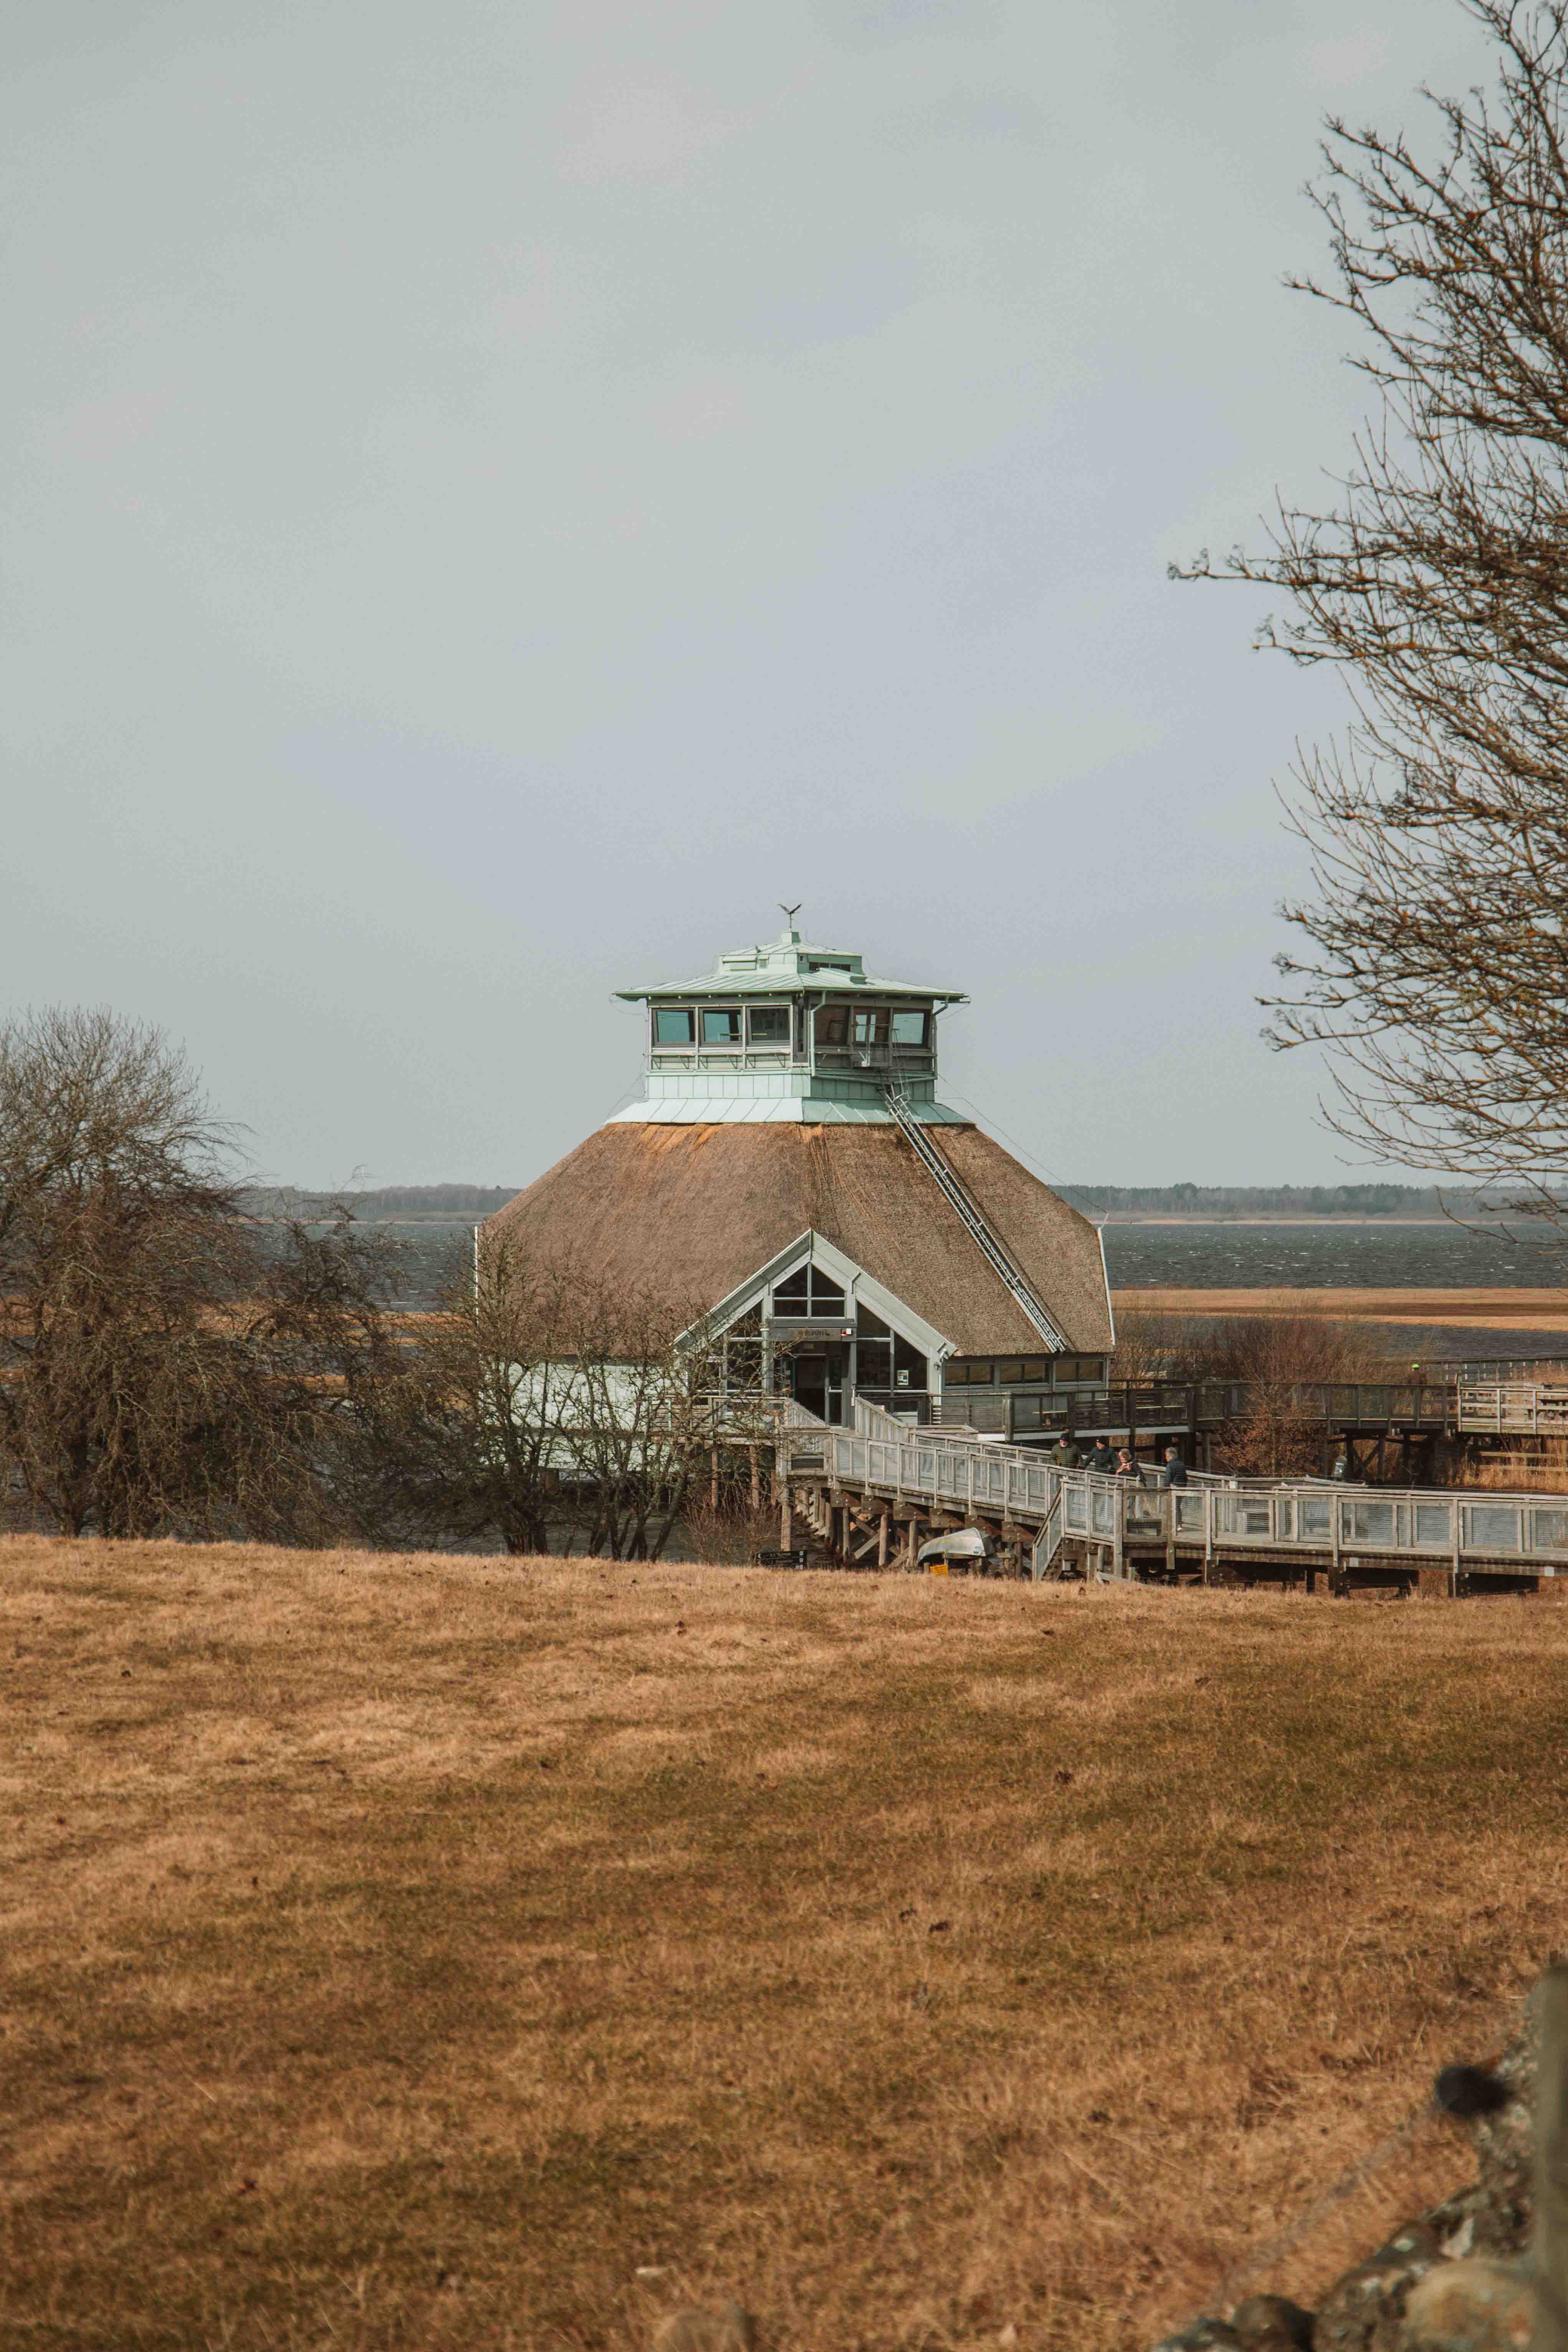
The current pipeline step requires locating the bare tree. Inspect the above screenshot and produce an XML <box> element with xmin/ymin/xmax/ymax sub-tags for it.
<box><xmin>348</xmin><ymin>1240</ymin><xmax>578</xmax><ymax>1556</ymax></box>
<box><xmin>0</xmin><ymin>1008</ymin><xmax>400</xmax><ymax>1541</ymax></box>
<box><xmin>1179</xmin><ymin>3</ymin><xmax>1568</xmax><ymax>1212</ymax></box>
<box><xmin>550</xmin><ymin>1290</ymin><xmax>767</xmax><ymax>1562</ymax></box>
<box><xmin>1179</xmin><ymin>1314</ymin><xmax>1390</xmax><ymax>1476</ymax></box>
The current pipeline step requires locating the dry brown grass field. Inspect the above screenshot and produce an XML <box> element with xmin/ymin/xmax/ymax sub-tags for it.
<box><xmin>3</xmin><ymin>1539</ymin><xmax>1567</xmax><ymax>2352</ymax></box>
<box><xmin>1112</xmin><ymin>1285</ymin><xmax>1568</xmax><ymax>1332</ymax></box>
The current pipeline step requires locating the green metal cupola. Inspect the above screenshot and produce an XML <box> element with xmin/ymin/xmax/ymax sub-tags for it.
<box><xmin>609</xmin><ymin>923</ymin><xmax>969</xmax><ymax>1126</ymax></box>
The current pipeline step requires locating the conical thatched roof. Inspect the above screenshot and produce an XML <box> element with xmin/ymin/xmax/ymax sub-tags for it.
<box><xmin>482</xmin><ymin>1121</ymin><xmax>1112</xmax><ymax>1356</ymax></box>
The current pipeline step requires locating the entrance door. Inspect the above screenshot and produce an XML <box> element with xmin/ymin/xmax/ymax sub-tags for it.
<box><xmin>792</xmin><ymin>1349</ymin><xmax>848</xmax><ymax>1425</ymax></box>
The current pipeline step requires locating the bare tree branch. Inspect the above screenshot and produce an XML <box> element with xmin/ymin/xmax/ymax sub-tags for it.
<box><xmin>1176</xmin><ymin>2</ymin><xmax>1568</xmax><ymax>1214</ymax></box>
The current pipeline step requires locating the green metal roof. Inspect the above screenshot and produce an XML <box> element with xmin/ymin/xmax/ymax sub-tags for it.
<box><xmin>615</xmin><ymin>926</ymin><xmax>968</xmax><ymax>1004</ymax></box>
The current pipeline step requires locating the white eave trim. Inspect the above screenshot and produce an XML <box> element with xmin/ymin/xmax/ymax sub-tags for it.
<box><xmin>679</xmin><ymin>1228</ymin><xmax>952</xmax><ymax>1365</ymax></box>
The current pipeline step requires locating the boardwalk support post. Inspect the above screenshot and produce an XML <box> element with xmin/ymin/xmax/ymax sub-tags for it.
<box><xmin>1536</xmin><ymin>1961</ymin><xmax>1568</xmax><ymax>2352</ymax></box>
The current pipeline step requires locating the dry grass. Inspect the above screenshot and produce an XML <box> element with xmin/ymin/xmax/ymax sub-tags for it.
<box><xmin>3</xmin><ymin>1541</ymin><xmax>1567</xmax><ymax>2352</ymax></box>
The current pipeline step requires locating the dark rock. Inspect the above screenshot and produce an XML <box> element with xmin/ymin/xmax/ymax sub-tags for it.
<box><xmin>1434</xmin><ymin>2068</ymin><xmax>1509</xmax><ymax>2121</ymax></box>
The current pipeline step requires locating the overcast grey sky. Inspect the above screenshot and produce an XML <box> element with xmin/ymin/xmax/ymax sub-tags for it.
<box><xmin>3</xmin><ymin>1</ymin><xmax>1497</xmax><ymax>1190</ymax></box>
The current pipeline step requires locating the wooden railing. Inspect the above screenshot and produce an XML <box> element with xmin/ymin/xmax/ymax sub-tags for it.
<box><xmin>1456</xmin><ymin>1381</ymin><xmax>1568</xmax><ymax>1434</ymax></box>
<box><xmin>772</xmin><ymin>1399</ymin><xmax>1568</xmax><ymax>1582</ymax></box>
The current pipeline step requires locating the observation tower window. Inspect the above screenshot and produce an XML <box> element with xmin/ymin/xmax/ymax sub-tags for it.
<box><xmin>891</xmin><ymin>1008</ymin><xmax>929</xmax><ymax>1047</ymax></box>
<box><xmin>747</xmin><ymin>1006</ymin><xmax>790</xmax><ymax>1045</ymax></box>
<box><xmin>653</xmin><ymin>1007</ymin><xmax>694</xmax><ymax>1045</ymax></box>
<box><xmin>701</xmin><ymin>1007</ymin><xmax>742</xmax><ymax>1046</ymax></box>
<box><xmin>850</xmin><ymin>1008</ymin><xmax>889</xmax><ymax>1047</ymax></box>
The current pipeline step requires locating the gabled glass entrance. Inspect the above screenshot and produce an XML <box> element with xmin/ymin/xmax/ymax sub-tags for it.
<box><xmin>791</xmin><ymin>1347</ymin><xmax>847</xmax><ymax>1426</ymax></box>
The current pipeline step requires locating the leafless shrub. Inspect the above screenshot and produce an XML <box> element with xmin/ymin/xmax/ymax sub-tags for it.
<box><xmin>1186</xmin><ymin>1316</ymin><xmax>1391</xmax><ymax>1475</ymax></box>
<box><xmin>0</xmin><ymin>1008</ymin><xmax>401</xmax><ymax>1542</ymax></box>
<box><xmin>357</xmin><ymin>1252</ymin><xmax>773</xmax><ymax>1561</ymax></box>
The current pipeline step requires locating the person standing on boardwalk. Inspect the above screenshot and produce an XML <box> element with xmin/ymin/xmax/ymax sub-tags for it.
<box><xmin>1159</xmin><ymin>1446</ymin><xmax>1188</xmax><ymax>1488</ymax></box>
<box><xmin>1086</xmin><ymin>1438</ymin><xmax>1116</xmax><ymax>1475</ymax></box>
<box><xmin>1051</xmin><ymin>1430</ymin><xmax>1082</xmax><ymax>1470</ymax></box>
<box><xmin>1115</xmin><ymin>1447</ymin><xmax>1140</xmax><ymax>1480</ymax></box>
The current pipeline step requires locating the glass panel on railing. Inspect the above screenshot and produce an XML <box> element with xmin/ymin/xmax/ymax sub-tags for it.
<box><xmin>1302</xmin><ymin>1497</ymin><xmax>1332</xmax><ymax>1539</ymax></box>
<box><xmin>1091</xmin><ymin>1491</ymin><xmax>1114</xmax><ymax>1534</ymax></box>
<box><xmin>1530</xmin><ymin>1508</ymin><xmax>1568</xmax><ymax>1551</ymax></box>
<box><xmin>1066</xmin><ymin>1490</ymin><xmax>1087</xmax><ymax>1531</ymax></box>
<box><xmin>1276</xmin><ymin>1496</ymin><xmax>1293</xmax><ymax>1539</ymax></box>
<box><xmin>1343</xmin><ymin>1501</ymin><xmax>1395</xmax><ymax>1545</ymax></box>
<box><xmin>1415</xmin><ymin>1503</ymin><xmax>1452</xmax><ymax>1547</ymax></box>
<box><xmin>1175</xmin><ymin>1492</ymin><xmax>1204</xmax><ymax>1531</ymax></box>
<box><xmin>1464</xmin><ymin>1504</ymin><xmax>1523</xmax><ymax>1551</ymax></box>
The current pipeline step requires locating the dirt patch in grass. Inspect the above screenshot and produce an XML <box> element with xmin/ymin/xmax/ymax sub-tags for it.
<box><xmin>3</xmin><ymin>1538</ymin><xmax>1566</xmax><ymax>2352</ymax></box>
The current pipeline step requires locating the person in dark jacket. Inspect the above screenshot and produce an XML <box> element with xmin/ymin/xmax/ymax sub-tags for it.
<box><xmin>1086</xmin><ymin>1439</ymin><xmax>1117</xmax><ymax>1475</ymax></box>
<box><xmin>1159</xmin><ymin>1446</ymin><xmax>1188</xmax><ymax>1488</ymax></box>
<box><xmin>1114</xmin><ymin>1447</ymin><xmax>1140</xmax><ymax>1479</ymax></box>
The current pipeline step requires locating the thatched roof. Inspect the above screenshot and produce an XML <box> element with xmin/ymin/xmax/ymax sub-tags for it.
<box><xmin>482</xmin><ymin>1122</ymin><xmax>1112</xmax><ymax>1356</ymax></box>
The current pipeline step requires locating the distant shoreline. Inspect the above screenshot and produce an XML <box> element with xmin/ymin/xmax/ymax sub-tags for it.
<box><xmin>1094</xmin><ymin>1215</ymin><xmax>1467</xmax><ymax>1227</ymax></box>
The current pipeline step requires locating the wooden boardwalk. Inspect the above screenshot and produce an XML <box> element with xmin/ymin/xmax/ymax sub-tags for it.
<box><xmin>775</xmin><ymin>1399</ymin><xmax>1567</xmax><ymax>1592</ymax></box>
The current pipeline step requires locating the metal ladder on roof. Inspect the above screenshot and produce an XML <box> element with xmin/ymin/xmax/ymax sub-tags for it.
<box><xmin>882</xmin><ymin>1084</ymin><xmax>1068</xmax><ymax>1354</ymax></box>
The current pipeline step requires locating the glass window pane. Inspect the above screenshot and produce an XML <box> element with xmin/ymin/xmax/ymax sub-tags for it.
<box><xmin>1466</xmin><ymin>1504</ymin><xmax>1524</xmax><ymax>1551</ymax></box>
<box><xmin>748</xmin><ymin>1006</ymin><xmax>789</xmax><ymax>1044</ymax></box>
<box><xmin>1416</xmin><ymin>1503</ymin><xmax>1452</xmax><ymax>1547</ymax></box>
<box><xmin>814</xmin><ymin>1006</ymin><xmax>848</xmax><ymax>1047</ymax></box>
<box><xmin>1530</xmin><ymin>1508</ymin><xmax>1568</xmax><ymax>1550</ymax></box>
<box><xmin>1343</xmin><ymin>1501</ymin><xmax>1395</xmax><ymax>1545</ymax></box>
<box><xmin>702</xmin><ymin>1007</ymin><xmax>742</xmax><ymax>1044</ymax></box>
<box><xmin>891</xmin><ymin>1008</ymin><xmax>928</xmax><ymax>1046</ymax></box>
<box><xmin>653</xmin><ymin>1007</ymin><xmax>694</xmax><ymax>1044</ymax></box>
<box><xmin>809</xmin><ymin>1270</ymin><xmax>846</xmax><ymax>1312</ymax></box>
<box><xmin>773</xmin><ymin>1266</ymin><xmax>809</xmax><ymax>1305</ymax></box>
<box><xmin>998</xmin><ymin>1360</ymin><xmax>1026</xmax><ymax>1386</ymax></box>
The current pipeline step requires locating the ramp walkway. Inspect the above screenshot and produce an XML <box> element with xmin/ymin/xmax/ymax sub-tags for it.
<box><xmin>776</xmin><ymin>1399</ymin><xmax>1568</xmax><ymax>1591</ymax></box>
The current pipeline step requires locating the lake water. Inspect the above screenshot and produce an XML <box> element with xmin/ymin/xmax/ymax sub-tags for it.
<box><xmin>1099</xmin><ymin>1220</ymin><xmax>1568</xmax><ymax>1289</ymax></box>
<box><xmin>366</xmin><ymin>1214</ymin><xmax>1568</xmax><ymax>1293</ymax></box>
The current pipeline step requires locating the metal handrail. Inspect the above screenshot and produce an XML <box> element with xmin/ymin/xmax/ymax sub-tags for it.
<box><xmin>882</xmin><ymin>1084</ymin><xmax>1067</xmax><ymax>1353</ymax></box>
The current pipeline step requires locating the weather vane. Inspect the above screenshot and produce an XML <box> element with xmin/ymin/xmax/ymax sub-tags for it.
<box><xmin>779</xmin><ymin>902</ymin><xmax>802</xmax><ymax>925</ymax></box>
